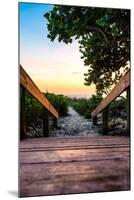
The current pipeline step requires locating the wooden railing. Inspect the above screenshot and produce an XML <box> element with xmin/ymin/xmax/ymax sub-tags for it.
<box><xmin>91</xmin><ymin>70</ymin><xmax>130</xmax><ymax>134</ymax></box>
<box><xmin>20</xmin><ymin>65</ymin><xmax>59</xmax><ymax>139</ymax></box>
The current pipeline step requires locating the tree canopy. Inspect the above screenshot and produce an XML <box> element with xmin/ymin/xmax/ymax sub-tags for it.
<box><xmin>44</xmin><ymin>5</ymin><xmax>130</xmax><ymax>95</ymax></box>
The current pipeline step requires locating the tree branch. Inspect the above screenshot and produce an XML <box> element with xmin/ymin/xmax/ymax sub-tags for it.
<box><xmin>86</xmin><ymin>26</ymin><xmax>108</xmax><ymax>43</ymax></box>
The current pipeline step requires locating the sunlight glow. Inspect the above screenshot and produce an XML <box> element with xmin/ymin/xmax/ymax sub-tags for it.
<box><xmin>20</xmin><ymin>2</ymin><xmax>96</xmax><ymax>98</ymax></box>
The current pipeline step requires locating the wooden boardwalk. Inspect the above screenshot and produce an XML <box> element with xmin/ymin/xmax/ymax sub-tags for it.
<box><xmin>19</xmin><ymin>136</ymin><xmax>130</xmax><ymax>197</ymax></box>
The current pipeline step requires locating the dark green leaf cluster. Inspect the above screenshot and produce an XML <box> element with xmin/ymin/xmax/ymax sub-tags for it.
<box><xmin>25</xmin><ymin>91</ymin><xmax>69</xmax><ymax>126</ymax></box>
<box><xmin>109</xmin><ymin>97</ymin><xmax>126</xmax><ymax>117</ymax></box>
<box><xmin>69</xmin><ymin>94</ymin><xmax>103</xmax><ymax>118</ymax></box>
<box><xmin>110</xmin><ymin>98</ymin><xmax>126</xmax><ymax>109</ymax></box>
<box><xmin>25</xmin><ymin>91</ymin><xmax>43</xmax><ymax>124</ymax></box>
<box><xmin>44</xmin><ymin>92</ymin><xmax>69</xmax><ymax>116</ymax></box>
<box><xmin>44</xmin><ymin>6</ymin><xmax>130</xmax><ymax>95</ymax></box>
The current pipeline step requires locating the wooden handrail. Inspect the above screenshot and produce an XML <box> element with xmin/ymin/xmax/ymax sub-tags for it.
<box><xmin>20</xmin><ymin>65</ymin><xmax>59</xmax><ymax>119</ymax></box>
<box><xmin>91</xmin><ymin>70</ymin><xmax>130</xmax><ymax>118</ymax></box>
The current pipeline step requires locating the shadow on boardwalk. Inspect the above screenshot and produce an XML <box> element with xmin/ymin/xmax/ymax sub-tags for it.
<box><xmin>19</xmin><ymin>136</ymin><xmax>130</xmax><ymax>197</ymax></box>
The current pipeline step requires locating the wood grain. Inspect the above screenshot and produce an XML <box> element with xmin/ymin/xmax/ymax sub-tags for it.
<box><xmin>91</xmin><ymin>70</ymin><xmax>130</xmax><ymax>118</ymax></box>
<box><xmin>19</xmin><ymin>136</ymin><xmax>130</xmax><ymax>197</ymax></box>
<box><xmin>20</xmin><ymin>65</ymin><xmax>59</xmax><ymax>119</ymax></box>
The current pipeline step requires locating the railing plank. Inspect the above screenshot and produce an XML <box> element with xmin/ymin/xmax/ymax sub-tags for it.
<box><xmin>91</xmin><ymin>70</ymin><xmax>130</xmax><ymax>118</ymax></box>
<box><xmin>20</xmin><ymin>65</ymin><xmax>59</xmax><ymax>119</ymax></box>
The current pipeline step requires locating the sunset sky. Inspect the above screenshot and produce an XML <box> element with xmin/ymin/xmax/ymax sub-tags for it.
<box><xmin>20</xmin><ymin>2</ymin><xmax>96</xmax><ymax>98</ymax></box>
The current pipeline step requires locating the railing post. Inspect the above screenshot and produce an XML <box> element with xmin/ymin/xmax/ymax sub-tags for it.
<box><xmin>53</xmin><ymin>117</ymin><xmax>57</xmax><ymax>128</ymax></box>
<box><xmin>43</xmin><ymin>108</ymin><xmax>49</xmax><ymax>137</ymax></box>
<box><xmin>93</xmin><ymin>116</ymin><xmax>97</xmax><ymax>125</ymax></box>
<box><xmin>20</xmin><ymin>86</ymin><xmax>26</xmax><ymax>140</ymax></box>
<box><xmin>127</xmin><ymin>87</ymin><xmax>130</xmax><ymax>135</ymax></box>
<box><xmin>102</xmin><ymin>107</ymin><xmax>109</xmax><ymax>135</ymax></box>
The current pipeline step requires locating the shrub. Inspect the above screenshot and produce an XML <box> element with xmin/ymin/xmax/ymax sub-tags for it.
<box><xmin>24</xmin><ymin>91</ymin><xmax>69</xmax><ymax>126</ymax></box>
<box><xmin>44</xmin><ymin>92</ymin><xmax>68</xmax><ymax>116</ymax></box>
<box><xmin>69</xmin><ymin>94</ymin><xmax>103</xmax><ymax>119</ymax></box>
<box><xmin>25</xmin><ymin>91</ymin><xmax>43</xmax><ymax>124</ymax></box>
<box><xmin>109</xmin><ymin>98</ymin><xmax>126</xmax><ymax>118</ymax></box>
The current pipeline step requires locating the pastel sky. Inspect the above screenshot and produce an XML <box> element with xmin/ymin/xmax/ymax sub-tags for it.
<box><xmin>19</xmin><ymin>2</ymin><xmax>96</xmax><ymax>98</ymax></box>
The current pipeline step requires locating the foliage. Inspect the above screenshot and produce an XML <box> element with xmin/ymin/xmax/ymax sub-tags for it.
<box><xmin>44</xmin><ymin>6</ymin><xmax>130</xmax><ymax>95</ymax></box>
<box><xmin>25</xmin><ymin>91</ymin><xmax>68</xmax><ymax>126</ymax></box>
<box><xmin>109</xmin><ymin>97</ymin><xmax>126</xmax><ymax>118</ymax></box>
<box><xmin>44</xmin><ymin>92</ymin><xmax>68</xmax><ymax>116</ymax></box>
<box><xmin>69</xmin><ymin>98</ymin><xmax>90</xmax><ymax>118</ymax></box>
<box><xmin>25</xmin><ymin>91</ymin><xmax>43</xmax><ymax>124</ymax></box>
<box><xmin>69</xmin><ymin>94</ymin><xmax>103</xmax><ymax>118</ymax></box>
<box><xmin>110</xmin><ymin>98</ymin><xmax>126</xmax><ymax>110</ymax></box>
<box><xmin>69</xmin><ymin>95</ymin><xmax>126</xmax><ymax>120</ymax></box>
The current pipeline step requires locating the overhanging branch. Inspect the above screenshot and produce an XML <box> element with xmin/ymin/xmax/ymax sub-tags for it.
<box><xmin>87</xmin><ymin>26</ymin><xmax>108</xmax><ymax>43</ymax></box>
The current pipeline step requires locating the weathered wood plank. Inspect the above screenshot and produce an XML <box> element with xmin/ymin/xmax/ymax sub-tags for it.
<box><xmin>91</xmin><ymin>70</ymin><xmax>130</xmax><ymax>118</ymax></box>
<box><xmin>20</xmin><ymin>148</ymin><xmax>129</xmax><ymax>164</ymax></box>
<box><xmin>20</xmin><ymin>159</ymin><xmax>129</xmax><ymax>197</ymax></box>
<box><xmin>19</xmin><ymin>136</ymin><xmax>130</xmax><ymax>197</ymax></box>
<box><xmin>20</xmin><ymin>145</ymin><xmax>129</xmax><ymax>152</ymax></box>
<box><xmin>20</xmin><ymin>136</ymin><xmax>129</xmax><ymax>149</ymax></box>
<box><xmin>20</xmin><ymin>65</ymin><xmax>59</xmax><ymax>119</ymax></box>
